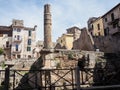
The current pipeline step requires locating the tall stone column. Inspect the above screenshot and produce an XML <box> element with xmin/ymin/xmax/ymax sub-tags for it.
<box><xmin>44</xmin><ymin>4</ymin><xmax>52</xmax><ymax>49</ymax></box>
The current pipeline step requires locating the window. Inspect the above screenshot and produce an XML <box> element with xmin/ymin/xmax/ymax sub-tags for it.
<box><xmin>111</xmin><ymin>13</ymin><xmax>114</xmax><ymax>21</ymax></box>
<box><xmin>98</xmin><ymin>32</ymin><xmax>100</xmax><ymax>36</ymax></box>
<box><xmin>15</xmin><ymin>21</ymin><xmax>17</xmax><ymax>25</ymax></box>
<box><xmin>28</xmin><ymin>39</ymin><xmax>31</xmax><ymax>45</ymax></box>
<box><xmin>6</xmin><ymin>41</ymin><xmax>9</xmax><ymax>47</ymax></box>
<box><xmin>107</xmin><ymin>27</ymin><xmax>109</xmax><ymax>35</ymax></box>
<box><xmin>91</xmin><ymin>24</ymin><xmax>93</xmax><ymax>29</ymax></box>
<box><xmin>16</xmin><ymin>44</ymin><xmax>18</xmax><ymax>51</ymax></box>
<box><xmin>105</xmin><ymin>18</ymin><xmax>107</xmax><ymax>22</ymax></box>
<box><xmin>97</xmin><ymin>24</ymin><xmax>100</xmax><ymax>30</ymax></box>
<box><xmin>27</xmin><ymin>47</ymin><xmax>31</xmax><ymax>51</ymax></box>
<box><xmin>17</xmin><ymin>55</ymin><xmax>21</xmax><ymax>58</ymax></box>
<box><xmin>14</xmin><ymin>28</ymin><xmax>17</xmax><ymax>31</ymax></box>
<box><xmin>104</xmin><ymin>29</ymin><xmax>107</xmax><ymax>36</ymax></box>
<box><xmin>104</xmin><ymin>27</ymin><xmax>110</xmax><ymax>36</ymax></box>
<box><xmin>113</xmin><ymin>23</ymin><xmax>117</xmax><ymax>28</ymax></box>
<box><xmin>28</xmin><ymin>55</ymin><xmax>31</xmax><ymax>58</ymax></box>
<box><xmin>17</xmin><ymin>28</ymin><xmax>21</xmax><ymax>32</ymax></box>
<box><xmin>40</xmin><ymin>45</ymin><xmax>43</xmax><ymax>47</ymax></box>
<box><xmin>28</xmin><ymin>30</ymin><xmax>32</xmax><ymax>36</ymax></box>
<box><xmin>91</xmin><ymin>32</ymin><xmax>93</xmax><ymax>36</ymax></box>
<box><xmin>0</xmin><ymin>34</ymin><xmax>3</xmax><ymax>37</ymax></box>
<box><xmin>17</xmin><ymin>35</ymin><xmax>20</xmax><ymax>40</ymax></box>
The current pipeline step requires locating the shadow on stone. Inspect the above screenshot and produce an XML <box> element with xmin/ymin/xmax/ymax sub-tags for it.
<box><xmin>93</xmin><ymin>53</ymin><xmax>120</xmax><ymax>90</ymax></box>
<box><xmin>15</xmin><ymin>56</ymin><xmax>44</xmax><ymax>90</ymax></box>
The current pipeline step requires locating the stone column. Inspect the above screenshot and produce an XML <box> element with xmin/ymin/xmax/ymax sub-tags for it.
<box><xmin>44</xmin><ymin>4</ymin><xmax>52</xmax><ymax>49</ymax></box>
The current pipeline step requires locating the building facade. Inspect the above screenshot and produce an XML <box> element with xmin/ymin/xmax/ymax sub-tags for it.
<box><xmin>0</xmin><ymin>19</ymin><xmax>36</xmax><ymax>59</ymax></box>
<box><xmin>56</xmin><ymin>34</ymin><xmax>73</xmax><ymax>50</ymax></box>
<box><xmin>73</xmin><ymin>3</ymin><xmax>120</xmax><ymax>53</ymax></box>
<box><xmin>87</xmin><ymin>17</ymin><xmax>104</xmax><ymax>36</ymax></box>
<box><xmin>0</xmin><ymin>26</ymin><xmax>12</xmax><ymax>59</ymax></box>
<box><xmin>102</xmin><ymin>3</ymin><xmax>120</xmax><ymax>36</ymax></box>
<box><xmin>88</xmin><ymin>3</ymin><xmax>120</xmax><ymax>37</ymax></box>
<box><xmin>87</xmin><ymin>17</ymin><xmax>98</xmax><ymax>36</ymax></box>
<box><xmin>67</xmin><ymin>26</ymin><xmax>81</xmax><ymax>40</ymax></box>
<box><xmin>55</xmin><ymin>26</ymin><xmax>81</xmax><ymax>50</ymax></box>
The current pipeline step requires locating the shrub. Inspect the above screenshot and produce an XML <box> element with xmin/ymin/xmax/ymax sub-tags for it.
<box><xmin>68</xmin><ymin>53</ymin><xmax>74</xmax><ymax>60</ymax></box>
<box><xmin>0</xmin><ymin>48</ymin><xmax>3</xmax><ymax>55</ymax></box>
<box><xmin>1</xmin><ymin>61</ymin><xmax>5</xmax><ymax>69</ymax></box>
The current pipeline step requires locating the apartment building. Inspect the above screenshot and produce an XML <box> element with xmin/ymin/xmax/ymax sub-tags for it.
<box><xmin>102</xmin><ymin>3</ymin><xmax>120</xmax><ymax>36</ymax></box>
<box><xmin>0</xmin><ymin>19</ymin><xmax>36</xmax><ymax>59</ymax></box>
<box><xmin>87</xmin><ymin>17</ymin><xmax>98</xmax><ymax>36</ymax></box>
<box><xmin>56</xmin><ymin>34</ymin><xmax>73</xmax><ymax>50</ymax></box>
<box><xmin>0</xmin><ymin>26</ymin><xmax>12</xmax><ymax>59</ymax></box>
<box><xmin>67</xmin><ymin>26</ymin><xmax>81</xmax><ymax>40</ymax></box>
<box><xmin>88</xmin><ymin>17</ymin><xmax>104</xmax><ymax>36</ymax></box>
<box><xmin>88</xmin><ymin>3</ymin><xmax>120</xmax><ymax>37</ymax></box>
<box><xmin>86</xmin><ymin>3</ymin><xmax>120</xmax><ymax>53</ymax></box>
<box><xmin>55</xmin><ymin>26</ymin><xmax>81</xmax><ymax>50</ymax></box>
<box><xmin>87</xmin><ymin>17</ymin><xmax>104</xmax><ymax>36</ymax></box>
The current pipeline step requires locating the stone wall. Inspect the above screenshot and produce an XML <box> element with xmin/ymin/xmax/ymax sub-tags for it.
<box><xmin>94</xmin><ymin>34</ymin><xmax>120</xmax><ymax>53</ymax></box>
<box><xmin>73</xmin><ymin>27</ymin><xmax>120</xmax><ymax>53</ymax></box>
<box><xmin>73</xmin><ymin>28</ymin><xmax>95</xmax><ymax>51</ymax></box>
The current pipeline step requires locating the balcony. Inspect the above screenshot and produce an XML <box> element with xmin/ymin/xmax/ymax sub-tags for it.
<box><xmin>3</xmin><ymin>45</ymin><xmax>11</xmax><ymax>50</ymax></box>
<box><xmin>12</xmin><ymin>49</ymin><xmax>21</xmax><ymax>53</ymax></box>
<box><xmin>109</xmin><ymin>27</ymin><xmax>120</xmax><ymax>35</ymax></box>
<box><xmin>108</xmin><ymin>18</ymin><xmax>119</xmax><ymax>25</ymax></box>
<box><xmin>13</xmin><ymin>38</ymin><xmax>22</xmax><ymax>42</ymax></box>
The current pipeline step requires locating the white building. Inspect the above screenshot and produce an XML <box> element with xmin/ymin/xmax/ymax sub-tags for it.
<box><xmin>0</xmin><ymin>19</ymin><xmax>36</xmax><ymax>59</ymax></box>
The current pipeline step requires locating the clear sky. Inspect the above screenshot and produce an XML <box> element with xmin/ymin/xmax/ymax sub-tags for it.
<box><xmin>0</xmin><ymin>0</ymin><xmax>119</xmax><ymax>42</ymax></box>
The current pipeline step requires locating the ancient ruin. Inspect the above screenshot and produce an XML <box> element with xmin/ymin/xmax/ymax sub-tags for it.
<box><xmin>0</xmin><ymin>3</ymin><xmax>120</xmax><ymax>90</ymax></box>
<box><xmin>44</xmin><ymin>4</ymin><xmax>52</xmax><ymax>49</ymax></box>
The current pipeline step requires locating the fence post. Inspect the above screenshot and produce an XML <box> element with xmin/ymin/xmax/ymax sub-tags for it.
<box><xmin>75</xmin><ymin>66</ymin><xmax>80</xmax><ymax>90</ymax></box>
<box><xmin>50</xmin><ymin>83</ymin><xmax>55</xmax><ymax>90</ymax></box>
<box><xmin>4</xmin><ymin>67</ymin><xmax>10</xmax><ymax>90</ymax></box>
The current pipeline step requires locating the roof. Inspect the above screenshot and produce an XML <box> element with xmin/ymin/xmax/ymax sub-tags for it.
<box><xmin>66</xmin><ymin>26</ymin><xmax>81</xmax><ymax>31</ymax></box>
<box><xmin>102</xmin><ymin>3</ymin><xmax>120</xmax><ymax>17</ymax></box>
<box><xmin>12</xmin><ymin>26</ymin><xmax>35</xmax><ymax>31</ymax></box>
<box><xmin>62</xmin><ymin>33</ymin><xmax>73</xmax><ymax>37</ymax></box>
<box><xmin>0</xmin><ymin>26</ymin><xmax>11</xmax><ymax>31</ymax></box>
<box><xmin>90</xmin><ymin>16</ymin><xmax>102</xmax><ymax>24</ymax></box>
<box><xmin>87</xmin><ymin>17</ymin><xmax>98</xmax><ymax>23</ymax></box>
<box><xmin>0</xmin><ymin>26</ymin><xmax>12</xmax><ymax>36</ymax></box>
<box><xmin>0</xmin><ymin>25</ymin><xmax>35</xmax><ymax>31</ymax></box>
<box><xmin>24</xmin><ymin>27</ymin><xmax>35</xmax><ymax>30</ymax></box>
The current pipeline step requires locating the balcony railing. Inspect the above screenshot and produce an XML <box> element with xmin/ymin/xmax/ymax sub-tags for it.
<box><xmin>108</xmin><ymin>18</ymin><xmax>120</xmax><ymax>25</ymax></box>
<box><xmin>13</xmin><ymin>38</ymin><xmax>22</xmax><ymax>42</ymax></box>
<box><xmin>109</xmin><ymin>27</ymin><xmax>120</xmax><ymax>35</ymax></box>
<box><xmin>12</xmin><ymin>49</ymin><xmax>21</xmax><ymax>53</ymax></box>
<box><xmin>3</xmin><ymin>45</ymin><xmax>11</xmax><ymax>50</ymax></box>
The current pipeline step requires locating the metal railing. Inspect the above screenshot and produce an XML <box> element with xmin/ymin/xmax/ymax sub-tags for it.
<box><xmin>0</xmin><ymin>70</ymin><xmax>5</xmax><ymax>85</ymax></box>
<box><xmin>1</xmin><ymin>67</ymin><xmax>120</xmax><ymax>90</ymax></box>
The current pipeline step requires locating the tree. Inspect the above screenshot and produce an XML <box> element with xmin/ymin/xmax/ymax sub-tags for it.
<box><xmin>0</xmin><ymin>48</ymin><xmax>4</xmax><ymax>55</ymax></box>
